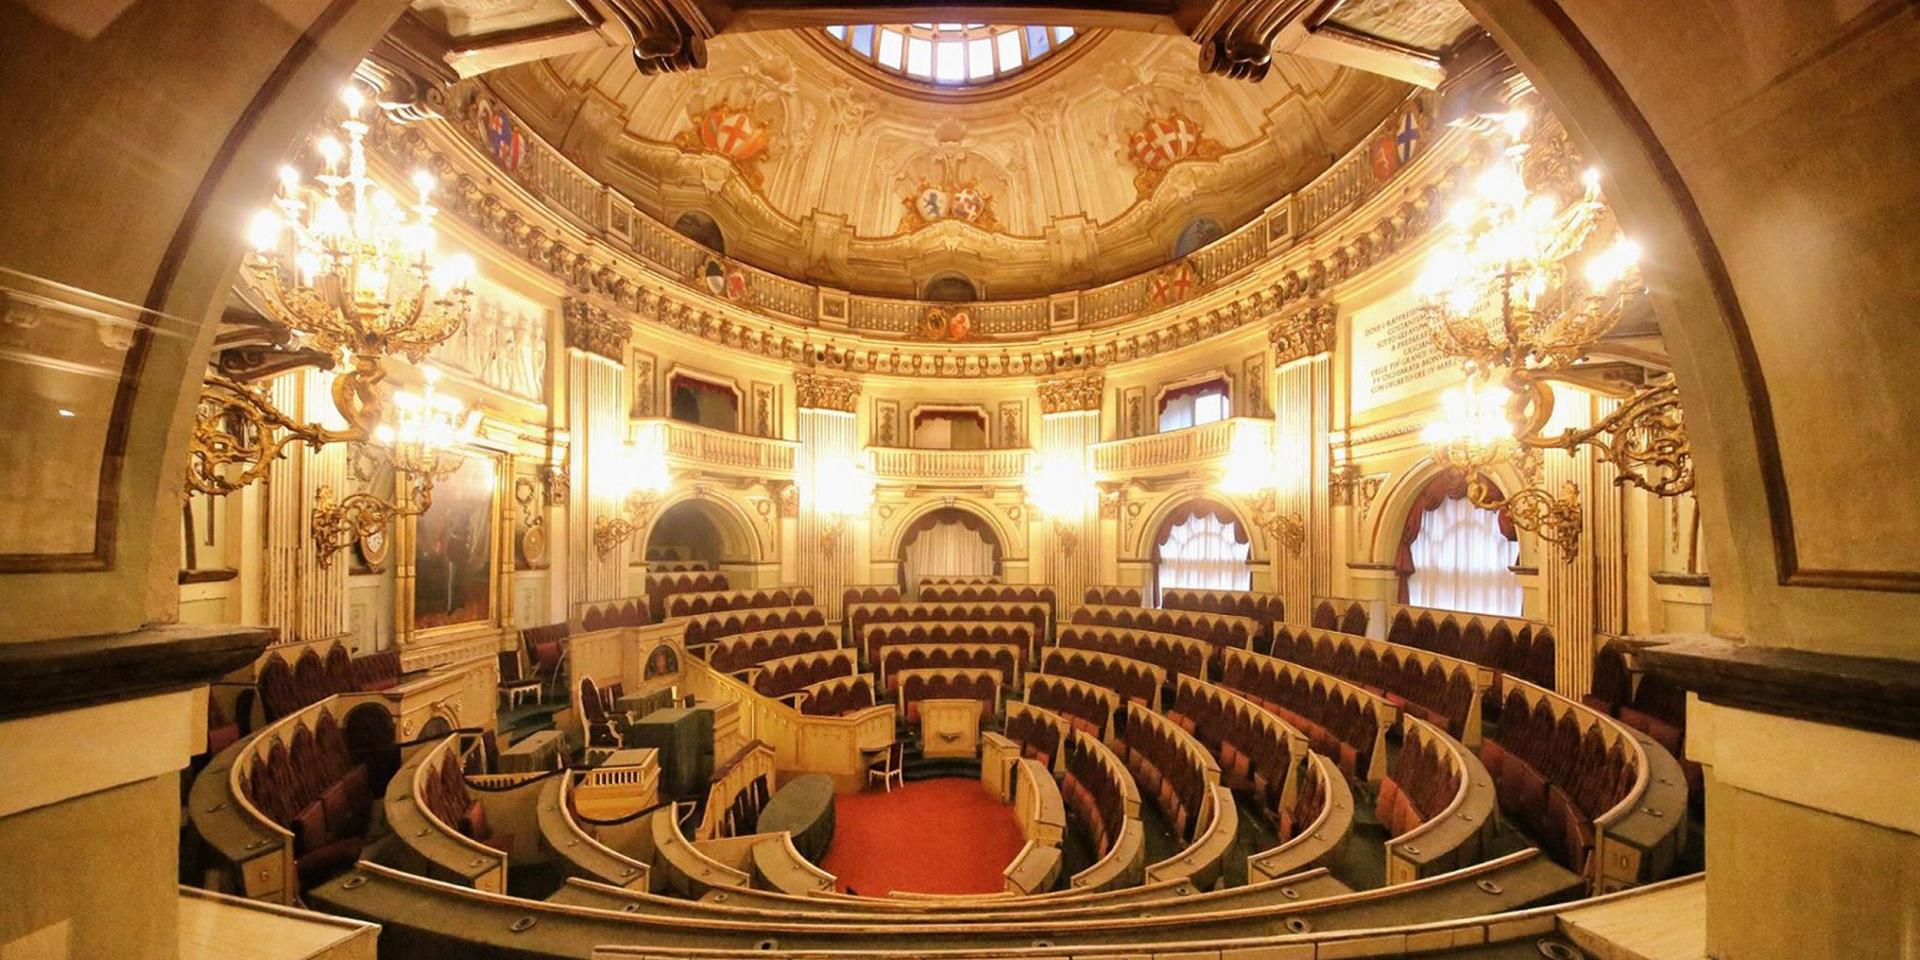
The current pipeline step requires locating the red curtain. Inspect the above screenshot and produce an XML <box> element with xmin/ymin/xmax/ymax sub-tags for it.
<box><xmin>1394</xmin><ymin>473</ymin><xmax>1517</xmax><ymax>603</ymax></box>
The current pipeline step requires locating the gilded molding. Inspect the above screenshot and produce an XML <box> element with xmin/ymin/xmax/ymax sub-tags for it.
<box><xmin>794</xmin><ymin>372</ymin><xmax>860</xmax><ymax>412</ymax></box>
<box><xmin>1270</xmin><ymin>301</ymin><xmax>1338</xmax><ymax>364</ymax></box>
<box><xmin>1037</xmin><ymin>374</ymin><xmax>1104</xmax><ymax>414</ymax></box>
<box><xmin>563</xmin><ymin>298</ymin><xmax>629</xmax><ymax>362</ymax></box>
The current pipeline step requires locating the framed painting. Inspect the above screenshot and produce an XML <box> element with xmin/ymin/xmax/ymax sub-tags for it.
<box><xmin>412</xmin><ymin>453</ymin><xmax>501</xmax><ymax>632</ymax></box>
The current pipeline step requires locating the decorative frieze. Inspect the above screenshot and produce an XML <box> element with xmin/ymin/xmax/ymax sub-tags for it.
<box><xmin>370</xmin><ymin>93</ymin><xmax>1458</xmax><ymax>380</ymax></box>
<box><xmin>562</xmin><ymin>297</ymin><xmax>628</xmax><ymax>362</ymax></box>
<box><xmin>1038</xmin><ymin>374</ymin><xmax>1105</xmax><ymax>414</ymax></box>
<box><xmin>794</xmin><ymin>372</ymin><xmax>860</xmax><ymax>412</ymax></box>
<box><xmin>1270</xmin><ymin>301</ymin><xmax>1337</xmax><ymax>364</ymax></box>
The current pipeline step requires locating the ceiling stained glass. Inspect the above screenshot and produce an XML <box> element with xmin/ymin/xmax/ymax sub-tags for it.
<box><xmin>823</xmin><ymin>23</ymin><xmax>1078</xmax><ymax>87</ymax></box>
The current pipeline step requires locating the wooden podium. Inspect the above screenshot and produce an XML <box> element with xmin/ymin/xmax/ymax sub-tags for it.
<box><xmin>917</xmin><ymin>698</ymin><xmax>984</xmax><ymax>759</ymax></box>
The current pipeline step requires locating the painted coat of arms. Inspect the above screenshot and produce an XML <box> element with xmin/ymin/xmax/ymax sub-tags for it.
<box><xmin>1369</xmin><ymin>100</ymin><xmax>1427</xmax><ymax>182</ymax></box>
<box><xmin>701</xmin><ymin>256</ymin><xmax>750</xmax><ymax>302</ymax></box>
<box><xmin>677</xmin><ymin>105</ymin><xmax>774</xmax><ymax>187</ymax></box>
<box><xmin>901</xmin><ymin>179</ymin><xmax>999</xmax><ymax>232</ymax></box>
<box><xmin>917</xmin><ymin>306</ymin><xmax>976</xmax><ymax>341</ymax></box>
<box><xmin>1125</xmin><ymin>111</ymin><xmax>1223</xmax><ymax>197</ymax></box>
<box><xmin>1147</xmin><ymin>260</ymin><xmax>1201</xmax><ymax>305</ymax></box>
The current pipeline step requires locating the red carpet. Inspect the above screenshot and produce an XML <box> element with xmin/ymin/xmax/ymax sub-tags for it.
<box><xmin>820</xmin><ymin>778</ymin><xmax>1027</xmax><ymax>896</ymax></box>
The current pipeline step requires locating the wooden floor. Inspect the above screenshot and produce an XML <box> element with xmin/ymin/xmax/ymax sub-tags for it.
<box><xmin>1557</xmin><ymin>875</ymin><xmax>1707</xmax><ymax>960</ymax></box>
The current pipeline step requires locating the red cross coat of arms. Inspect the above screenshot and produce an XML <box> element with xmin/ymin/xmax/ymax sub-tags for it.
<box><xmin>698</xmin><ymin>109</ymin><xmax>770</xmax><ymax>163</ymax></box>
<box><xmin>1129</xmin><ymin>115</ymin><xmax>1200</xmax><ymax>171</ymax></box>
<box><xmin>1149</xmin><ymin>262</ymin><xmax>1199</xmax><ymax>304</ymax></box>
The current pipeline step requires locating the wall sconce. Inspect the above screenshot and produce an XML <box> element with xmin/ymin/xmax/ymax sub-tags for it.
<box><xmin>592</xmin><ymin>440</ymin><xmax>673</xmax><ymax>559</ymax></box>
<box><xmin>1216</xmin><ymin>424</ymin><xmax>1307</xmax><ymax>557</ymax></box>
<box><xmin>1422</xmin><ymin>382</ymin><xmax>1583</xmax><ymax>560</ymax></box>
<box><xmin>809</xmin><ymin>456</ymin><xmax>873</xmax><ymax>555</ymax></box>
<box><xmin>1027</xmin><ymin>452</ymin><xmax>1096</xmax><ymax>556</ymax></box>
<box><xmin>311</xmin><ymin>366</ymin><xmax>479</xmax><ymax>567</ymax></box>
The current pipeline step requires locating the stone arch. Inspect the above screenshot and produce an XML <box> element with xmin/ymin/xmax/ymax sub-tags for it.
<box><xmin>642</xmin><ymin>492</ymin><xmax>764</xmax><ymax>566</ymax></box>
<box><xmin>883</xmin><ymin>497</ymin><xmax>1017</xmax><ymax>574</ymax></box>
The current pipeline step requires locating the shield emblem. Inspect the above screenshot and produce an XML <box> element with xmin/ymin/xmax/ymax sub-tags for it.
<box><xmin>724</xmin><ymin>267</ymin><xmax>748</xmax><ymax>301</ymax></box>
<box><xmin>951</xmin><ymin>188</ymin><xmax>984</xmax><ymax>222</ymax></box>
<box><xmin>1370</xmin><ymin>133</ymin><xmax>1400</xmax><ymax>182</ymax></box>
<box><xmin>699</xmin><ymin>109</ymin><xmax>769</xmax><ymax>162</ymax></box>
<box><xmin>915</xmin><ymin>185</ymin><xmax>950</xmax><ymax>220</ymax></box>
<box><xmin>947</xmin><ymin>310</ymin><xmax>972</xmax><ymax>340</ymax></box>
<box><xmin>487</xmin><ymin>109</ymin><xmax>524</xmax><ymax>172</ymax></box>
<box><xmin>1395</xmin><ymin>109</ymin><xmax>1422</xmax><ymax>163</ymax></box>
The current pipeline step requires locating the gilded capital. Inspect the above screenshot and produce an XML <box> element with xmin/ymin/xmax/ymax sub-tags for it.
<box><xmin>1037</xmin><ymin>374</ymin><xmax>1105</xmax><ymax>414</ymax></box>
<box><xmin>794</xmin><ymin>371</ymin><xmax>860</xmax><ymax>412</ymax></box>
<box><xmin>563</xmin><ymin>298</ymin><xmax>630</xmax><ymax>363</ymax></box>
<box><xmin>1270</xmin><ymin>301</ymin><xmax>1336</xmax><ymax>364</ymax></box>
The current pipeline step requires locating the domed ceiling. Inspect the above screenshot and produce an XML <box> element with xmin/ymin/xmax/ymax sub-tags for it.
<box><xmin>479</xmin><ymin>27</ymin><xmax>1412</xmax><ymax>298</ymax></box>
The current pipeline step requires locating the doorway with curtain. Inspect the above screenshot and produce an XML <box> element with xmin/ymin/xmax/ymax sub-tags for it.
<box><xmin>1393</xmin><ymin>473</ymin><xmax>1522</xmax><ymax>617</ymax></box>
<box><xmin>1151</xmin><ymin>500</ymin><xmax>1251</xmax><ymax>605</ymax></box>
<box><xmin>897</xmin><ymin>507</ymin><xmax>1002</xmax><ymax>597</ymax></box>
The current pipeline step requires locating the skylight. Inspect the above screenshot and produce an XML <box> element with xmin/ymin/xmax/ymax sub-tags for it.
<box><xmin>823</xmin><ymin>23</ymin><xmax>1078</xmax><ymax>87</ymax></box>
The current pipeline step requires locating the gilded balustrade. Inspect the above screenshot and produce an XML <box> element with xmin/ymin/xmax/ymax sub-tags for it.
<box><xmin>1091</xmin><ymin>418</ymin><xmax>1273</xmax><ymax>477</ymax></box>
<box><xmin>869</xmin><ymin>447</ymin><xmax>1032</xmax><ymax>483</ymax></box>
<box><xmin>631</xmin><ymin>418</ymin><xmax>797</xmax><ymax>476</ymax></box>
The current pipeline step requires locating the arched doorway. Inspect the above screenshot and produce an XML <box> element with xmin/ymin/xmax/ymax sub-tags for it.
<box><xmin>644</xmin><ymin>498</ymin><xmax>755</xmax><ymax>570</ymax></box>
<box><xmin>896</xmin><ymin>506</ymin><xmax>1003</xmax><ymax>596</ymax></box>
<box><xmin>1150</xmin><ymin>499</ymin><xmax>1251</xmax><ymax>605</ymax></box>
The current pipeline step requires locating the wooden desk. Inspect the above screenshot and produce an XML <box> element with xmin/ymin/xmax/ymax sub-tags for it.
<box><xmin>498</xmin><ymin>729</ymin><xmax>564</xmax><ymax>773</ymax></box>
<box><xmin>755</xmin><ymin>773</ymin><xmax>836</xmax><ymax>862</ymax></box>
<box><xmin>918</xmin><ymin>698</ymin><xmax>983</xmax><ymax>760</ymax></box>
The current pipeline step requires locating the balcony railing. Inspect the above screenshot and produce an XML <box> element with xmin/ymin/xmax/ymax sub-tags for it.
<box><xmin>869</xmin><ymin>447</ymin><xmax>1031</xmax><ymax>483</ymax></box>
<box><xmin>1091</xmin><ymin>417</ymin><xmax>1273</xmax><ymax>476</ymax></box>
<box><xmin>632</xmin><ymin>418</ymin><xmax>797</xmax><ymax>475</ymax></box>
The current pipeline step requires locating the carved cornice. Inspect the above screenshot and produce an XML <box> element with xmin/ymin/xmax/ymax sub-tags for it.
<box><xmin>794</xmin><ymin>372</ymin><xmax>860</xmax><ymax>412</ymax></box>
<box><xmin>1038</xmin><ymin>374</ymin><xmax>1104</xmax><ymax>414</ymax></box>
<box><xmin>563</xmin><ymin>298</ymin><xmax>629</xmax><ymax>362</ymax></box>
<box><xmin>1270</xmin><ymin>300</ymin><xmax>1337</xmax><ymax>364</ymax></box>
<box><xmin>602</xmin><ymin>0</ymin><xmax>714</xmax><ymax>75</ymax></box>
<box><xmin>366</xmin><ymin>94</ymin><xmax>1464</xmax><ymax>380</ymax></box>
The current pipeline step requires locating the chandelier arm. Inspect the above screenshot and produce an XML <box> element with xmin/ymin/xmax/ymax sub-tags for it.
<box><xmin>1509</xmin><ymin>380</ymin><xmax>1694</xmax><ymax>498</ymax></box>
<box><xmin>186</xmin><ymin>374</ymin><xmax>373</xmax><ymax>497</ymax></box>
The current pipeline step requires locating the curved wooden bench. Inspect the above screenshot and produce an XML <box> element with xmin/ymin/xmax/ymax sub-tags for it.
<box><xmin>750</xmin><ymin>833</ymin><xmax>837</xmax><ymax>895</ymax></box>
<box><xmin>1067</xmin><ymin>604</ymin><xmax>1259</xmax><ymax>665</ymax></box>
<box><xmin>1220</xmin><ymin>647</ymin><xmax>1397</xmax><ymax>782</ymax></box>
<box><xmin>1383</xmin><ymin>714</ymin><xmax>1497</xmax><ymax>884</ymax></box>
<box><xmin>876</xmin><ymin>641</ymin><xmax>1021</xmax><ymax>692</ymax></box>
<box><xmin>1056</xmin><ymin>623</ymin><xmax>1209</xmax><ymax>681</ymax></box>
<box><xmin>1002</xmin><ymin>840</ymin><xmax>1064</xmax><ymax>895</ymax></box>
<box><xmin>382</xmin><ymin>735</ymin><xmax>506</xmax><ymax>893</ymax></box>
<box><xmin>536</xmin><ymin>773</ymin><xmax>650</xmax><ymax>890</ymax></box>
<box><xmin>1083</xmin><ymin>584</ymin><xmax>1145</xmax><ymax>607</ymax></box>
<box><xmin>1160</xmin><ymin>587</ymin><xmax>1286</xmax><ymax>647</ymax></box>
<box><xmin>187</xmin><ymin>732</ymin><xmax>292</xmax><ymax>902</ymax></box>
<box><xmin>1011</xmin><ymin>757</ymin><xmax>1067</xmax><ymax>847</ymax></box>
<box><xmin>650</xmin><ymin>806</ymin><xmax>749</xmax><ymax>897</ymax></box>
<box><xmin>1146</xmin><ymin>783</ymin><xmax>1237</xmax><ymax>890</ymax></box>
<box><xmin>311</xmin><ymin>848</ymin><xmax>1581</xmax><ymax>953</ymax></box>
<box><xmin>1249</xmin><ymin>751</ymin><xmax>1357</xmax><ymax>882</ymax></box>
<box><xmin>1022</xmin><ymin>672</ymin><xmax>1118</xmax><ymax>738</ymax></box>
<box><xmin>1272</xmin><ymin>622</ymin><xmax>1492</xmax><ymax>746</ymax></box>
<box><xmin>1040</xmin><ymin>646</ymin><xmax>1164</xmax><ymax>710</ymax></box>
<box><xmin>1069</xmin><ymin>815</ymin><xmax>1145</xmax><ymax>892</ymax></box>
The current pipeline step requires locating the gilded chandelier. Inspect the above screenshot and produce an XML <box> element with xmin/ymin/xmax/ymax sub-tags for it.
<box><xmin>593</xmin><ymin>441</ymin><xmax>674</xmax><ymax>560</ymax></box>
<box><xmin>187</xmin><ymin>82</ymin><xmax>476</xmax><ymax>499</ymax></box>
<box><xmin>311</xmin><ymin>367</ymin><xmax>479</xmax><ymax>567</ymax></box>
<box><xmin>1418</xmin><ymin>109</ymin><xmax>1694</xmax><ymax>560</ymax></box>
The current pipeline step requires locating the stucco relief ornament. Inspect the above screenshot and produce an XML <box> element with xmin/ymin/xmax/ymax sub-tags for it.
<box><xmin>1125</xmin><ymin>111</ymin><xmax>1224</xmax><ymax>197</ymax></box>
<box><xmin>1037</xmin><ymin>374</ymin><xmax>1104</xmax><ymax>414</ymax></box>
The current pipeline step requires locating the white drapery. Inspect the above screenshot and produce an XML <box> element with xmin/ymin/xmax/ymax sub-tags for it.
<box><xmin>1406</xmin><ymin>496</ymin><xmax>1522</xmax><ymax>617</ymax></box>
<box><xmin>1158</xmin><ymin>382</ymin><xmax>1231</xmax><ymax>433</ymax></box>
<box><xmin>1155</xmin><ymin>512</ymin><xmax>1251</xmax><ymax>598</ymax></box>
<box><xmin>902</xmin><ymin>518</ymin><xmax>998</xmax><ymax>594</ymax></box>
